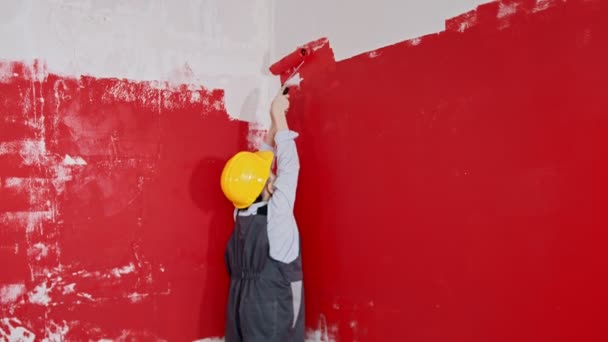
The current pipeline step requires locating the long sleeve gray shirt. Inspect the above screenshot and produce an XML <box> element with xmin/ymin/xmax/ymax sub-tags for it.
<box><xmin>235</xmin><ymin>129</ymin><xmax>301</xmax><ymax>264</ymax></box>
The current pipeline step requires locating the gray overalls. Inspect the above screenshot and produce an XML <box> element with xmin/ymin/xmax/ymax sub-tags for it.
<box><xmin>225</xmin><ymin>130</ymin><xmax>304</xmax><ymax>342</ymax></box>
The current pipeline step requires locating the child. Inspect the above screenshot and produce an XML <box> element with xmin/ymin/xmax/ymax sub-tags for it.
<box><xmin>221</xmin><ymin>92</ymin><xmax>304</xmax><ymax>342</ymax></box>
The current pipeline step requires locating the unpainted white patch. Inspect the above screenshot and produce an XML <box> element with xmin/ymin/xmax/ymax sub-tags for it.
<box><xmin>62</xmin><ymin>154</ymin><xmax>87</xmax><ymax>166</ymax></box>
<box><xmin>22</xmin><ymin>98</ymin><xmax>46</xmax><ymax>129</ymax></box>
<box><xmin>284</xmin><ymin>73</ymin><xmax>302</xmax><ymax>88</ymax></box>
<box><xmin>310</xmin><ymin>38</ymin><xmax>330</xmax><ymax>52</ymax></box>
<box><xmin>4</xmin><ymin>177</ymin><xmax>25</xmax><ymax>188</ymax></box>
<box><xmin>69</xmin><ymin>262</ymin><xmax>146</xmax><ymax>280</ymax></box>
<box><xmin>497</xmin><ymin>2</ymin><xmax>519</xmax><ymax>19</ymax></box>
<box><xmin>0</xmin><ymin>284</ymin><xmax>26</xmax><ymax>304</ymax></box>
<box><xmin>77</xmin><ymin>292</ymin><xmax>95</xmax><ymax>301</ymax></box>
<box><xmin>31</xmin><ymin>62</ymin><xmax>48</xmax><ymax>83</ymax></box>
<box><xmin>305</xmin><ymin>314</ymin><xmax>336</xmax><ymax>342</ymax></box>
<box><xmin>51</xmin><ymin>164</ymin><xmax>74</xmax><ymax>195</ymax></box>
<box><xmin>410</xmin><ymin>37</ymin><xmax>422</xmax><ymax>46</ymax></box>
<box><xmin>102</xmin><ymin>81</ymin><xmax>138</xmax><ymax>103</ymax></box>
<box><xmin>453</xmin><ymin>10</ymin><xmax>479</xmax><ymax>33</ymax></box>
<box><xmin>28</xmin><ymin>282</ymin><xmax>52</xmax><ymax>306</ymax></box>
<box><xmin>127</xmin><ymin>292</ymin><xmax>149</xmax><ymax>303</ymax></box>
<box><xmin>212</xmin><ymin>98</ymin><xmax>224</xmax><ymax>111</ymax></box>
<box><xmin>190</xmin><ymin>91</ymin><xmax>202</xmax><ymax>102</ymax></box>
<box><xmin>28</xmin><ymin>242</ymin><xmax>50</xmax><ymax>261</ymax></box>
<box><xmin>111</xmin><ymin>263</ymin><xmax>136</xmax><ymax>277</ymax></box>
<box><xmin>0</xmin><ymin>318</ymin><xmax>35</xmax><ymax>342</ymax></box>
<box><xmin>193</xmin><ymin>338</ymin><xmax>225</xmax><ymax>342</ymax></box>
<box><xmin>0</xmin><ymin>140</ymin><xmax>46</xmax><ymax>162</ymax></box>
<box><xmin>305</xmin><ymin>330</ymin><xmax>336</xmax><ymax>342</ymax></box>
<box><xmin>534</xmin><ymin>0</ymin><xmax>553</xmax><ymax>13</ymax></box>
<box><xmin>1</xmin><ymin>211</ymin><xmax>53</xmax><ymax>234</ymax></box>
<box><xmin>0</xmin><ymin>62</ymin><xmax>16</xmax><ymax>81</ymax></box>
<box><xmin>4</xmin><ymin>178</ymin><xmax>53</xmax><ymax>215</ymax></box>
<box><xmin>40</xmin><ymin>320</ymin><xmax>69</xmax><ymax>342</ymax></box>
<box><xmin>0</xmin><ymin>141</ymin><xmax>16</xmax><ymax>155</ymax></box>
<box><xmin>19</xmin><ymin>140</ymin><xmax>47</xmax><ymax>165</ymax></box>
<box><xmin>247</xmin><ymin>123</ymin><xmax>268</xmax><ymax>150</ymax></box>
<box><xmin>368</xmin><ymin>51</ymin><xmax>381</xmax><ymax>58</ymax></box>
<box><xmin>72</xmin><ymin>269</ymin><xmax>98</xmax><ymax>278</ymax></box>
<box><xmin>62</xmin><ymin>283</ymin><xmax>76</xmax><ymax>295</ymax></box>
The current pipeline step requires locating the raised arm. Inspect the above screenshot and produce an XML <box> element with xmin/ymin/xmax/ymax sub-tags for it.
<box><xmin>262</xmin><ymin>92</ymin><xmax>289</xmax><ymax>149</ymax></box>
<box><xmin>264</xmin><ymin>109</ymin><xmax>278</xmax><ymax>150</ymax></box>
<box><xmin>269</xmin><ymin>93</ymin><xmax>299</xmax><ymax>208</ymax></box>
<box><xmin>267</xmin><ymin>93</ymin><xmax>300</xmax><ymax>263</ymax></box>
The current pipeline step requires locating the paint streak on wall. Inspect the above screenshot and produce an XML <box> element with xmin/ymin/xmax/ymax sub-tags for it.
<box><xmin>0</xmin><ymin>61</ymin><xmax>249</xmax><ymax>340</ymax></box>
<box><xmin>288</xmin><ymin>0</ymin><xmax>607</xmax><ymax>341</ymax></box>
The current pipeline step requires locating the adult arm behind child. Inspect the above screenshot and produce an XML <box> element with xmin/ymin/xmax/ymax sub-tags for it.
<box><xmin>267</xmin><ymin>93</ymin><xmax>301</xmax><ymax>263</ymax></box>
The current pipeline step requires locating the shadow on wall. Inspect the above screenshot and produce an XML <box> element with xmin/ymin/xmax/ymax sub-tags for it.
<box><xmin>190</xmin><ymin>157</ymin><xmax>231</xmax><ymax>337</ymax></box>
<box><xmin>190</xmin><ymin>158</ymin><xmax>226</xmax><ymax>214</ymax></box>
<box><xmin>189</xmin><ymin>117</ymin><xmax>251</xmax><ymax>339</ymax></box>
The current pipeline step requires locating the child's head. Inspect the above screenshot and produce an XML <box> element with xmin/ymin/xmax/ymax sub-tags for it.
<box><xmin>221</xmin><ymin>151</ymin><xmax>275</xmax><ymax>208</ymax></box>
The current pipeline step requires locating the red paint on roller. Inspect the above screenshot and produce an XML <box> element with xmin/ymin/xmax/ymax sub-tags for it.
<box><xmin>269</xmin><ymin>38</ymin><xmax>329</xmax><ymax>84</ymax></box>
<box><xmin>288</xmin><ymin>0</ymin><xmax>608</xmax><ymax>341</ymax></box>
<box><xmin>269</xmin><ymin>47</ymin><xmax>310</xmax><ymax>76</ymax></box>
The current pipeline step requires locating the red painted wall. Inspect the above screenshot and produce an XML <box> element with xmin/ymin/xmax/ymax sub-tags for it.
<box><xmin>0</xmin><ymin>64</ymin><xmax>248</xmax><ymax>340</ymax></box>
<box><xmin>290</xmin><ymin>0</ymin><xmax>608</xmax><ymax>340</ymax></box>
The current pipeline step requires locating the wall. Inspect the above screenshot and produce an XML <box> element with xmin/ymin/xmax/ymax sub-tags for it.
<box><xmin>285</xmin><ymin>0</ymin><xmax>608</xmax><ymax>340</ymax></box>
<box><xmin>273</xmin><ymin>0</ymin><xmax>489</xmax><ymax>61</ymax></box>
<box><xmin>2</xmin><ymin>0</ymin><xmax>606</xmax><ymax>341</ymax></box>
<box><xmin>0</xmin><ymin>66</ymin><xmax>247</xmax><ymax>341</ymax></box>
<box><xmin>1</xmin><ymin>1</ymin><xmax>497</xmax><ymax>340</ymax></box>
<box><xmin>0</xmin><ymin>0</ymin><xmax>269</xmax><ymax>340</ymax></box>
<box><xmin>0</xmin><ymin>0</ymin><xmax>277</xmax><ymax>124</ymax></box>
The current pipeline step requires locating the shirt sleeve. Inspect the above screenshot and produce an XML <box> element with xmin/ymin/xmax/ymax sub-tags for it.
<box><xmin>267</xmin><ymin>129</ymin><xmax>301</xmax><ymax>263</ymax></box>
<box><xmin>259</xmin><ymin>141</ymin><xmax>274</xmax><ymax>152</ymax></box>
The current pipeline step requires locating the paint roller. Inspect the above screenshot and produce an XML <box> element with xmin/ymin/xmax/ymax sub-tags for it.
<box><xmin>269</xmin><ymin>46</ymin><xmax>312</xmax><ymax>95</ymax></box>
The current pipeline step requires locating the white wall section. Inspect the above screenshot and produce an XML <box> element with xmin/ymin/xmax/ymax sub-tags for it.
<box><xmin>0</xmin><ymin>0</ymin><xmax>491</xmax><ymax>122</ymax></box>
<box><xmin>273</xmin><ymin>0</ymin><xmax>491</xmax><ymax>61</ymax></box>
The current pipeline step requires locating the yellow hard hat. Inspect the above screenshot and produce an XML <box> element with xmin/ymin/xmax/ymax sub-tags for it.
<box><xmin>221</xmin><ymin>151</ymin><xmax>274</xmax><ymax>209</ymax></box>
